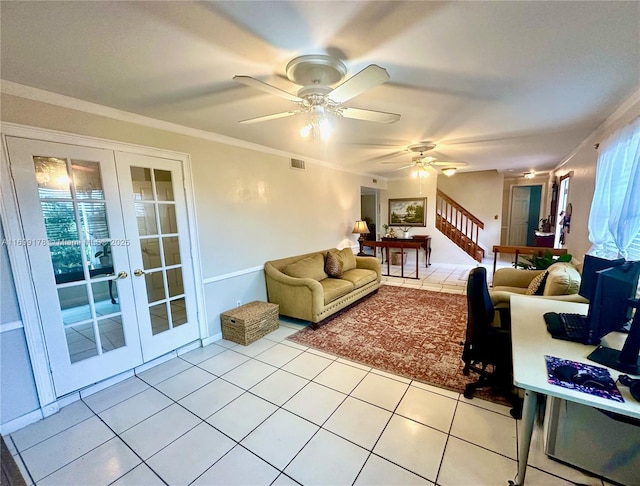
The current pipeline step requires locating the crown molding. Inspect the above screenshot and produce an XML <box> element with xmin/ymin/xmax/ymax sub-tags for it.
<box><xmin>556</xmin><ymin>86</ymin><xmax>640</xmax><ymax>169</ymax></box>
<box><xmin>0</xmin><ymin>80</ymin><xmax>386</xmax><ymax>181</ymax></box>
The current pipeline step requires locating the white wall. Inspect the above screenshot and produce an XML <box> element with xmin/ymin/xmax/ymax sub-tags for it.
<box><xmin>0</xmin><ymin>219</ymin><xmax>40</xmax><ymax>425</ymax></box>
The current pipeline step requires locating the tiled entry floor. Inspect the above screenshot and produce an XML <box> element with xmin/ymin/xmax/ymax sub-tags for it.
<box><xmin>8</xmin><ymin>316</ymin><xmax>609</xmax><ymax>485</ymax></box>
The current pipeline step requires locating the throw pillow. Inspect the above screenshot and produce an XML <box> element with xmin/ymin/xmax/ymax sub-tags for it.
<box><xmin>324</xmin><ymin>251</ymin><xmax>344</xmax><ymax>278</ymax></box>
<box><xmin>526</xmin><ymin>271</ymin><xmax>549</xmax><ymax>295</ymax></box>
<box><xmin>282</xmin><ymin>253</ymin><xmax>328</xmax><ymax>281</ymax></box>
<box><xmin>544</xmin><ymin>262</ymin><xmax>581</xmax><ymax>295</ymax></box>
<box><xmin>337</xmin><ymin>248</ymin><xmax>357</xmax><ymax>271</ymax></box>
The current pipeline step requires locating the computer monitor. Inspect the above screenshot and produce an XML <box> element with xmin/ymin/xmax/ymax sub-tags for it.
<box><xmin>578</xmin><ymin>254</ymin><xmax>625</xmax><ymax>300</ymax></box>
<box><xmin>589</xmin><ymin>298</ymin><xmax>640</xmax><ymax>375</ymax></box>
<box><xmin>587</xmin><ymin>262</ymin><xmax>640</xmax><ymax>373</ymax></box>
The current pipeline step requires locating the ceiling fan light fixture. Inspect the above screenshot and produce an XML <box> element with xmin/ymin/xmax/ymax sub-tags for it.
<box><xmin>300</xmin><ymin>112</ymin><xmax>331</xmax><ymax>140</ymax></box>
<box><xmin>413</xmin><ymin>166</ymin><xmax>429</xmax><ymax>178</ymax></box>
<box><xmin>318</xmin><ymin>116</ymin><xmax>331</xmax><ymax>140</ymax></box>
<box><xmin>441</xmin><ymin>167</ymin><xmax>457</xmax><ymax>177</ymax></box>
<box><xmin>299</xmin><ymin>123</ymin><xmax>312</xmax><ymax>138</ymax></box>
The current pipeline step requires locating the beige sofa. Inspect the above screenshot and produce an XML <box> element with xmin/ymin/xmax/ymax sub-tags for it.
<box><xmin>490</xmin><ymin>261</ymin><xmax>588</xmax><ymax>311</ymax></box>
<box><xmin>264</xmin><ymin>248</ymin><xmax>381</xmax><ymax>326</ymax></box>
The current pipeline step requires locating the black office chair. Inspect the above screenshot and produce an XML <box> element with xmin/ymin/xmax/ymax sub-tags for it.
<box><xmin>462</xmin><ymin>267</ymin><xmax>520</xmax><ymax>416</ymax></box>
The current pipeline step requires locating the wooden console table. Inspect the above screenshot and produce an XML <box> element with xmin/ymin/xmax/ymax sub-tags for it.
<box><xmin>491</xmin><ymin>245</ymin><xmax>568</xmax><ymax>275</ymax></box>
<box><xmin>382</xmin><ymin>236</ymin><xmax>431</xmax><ymax>267</ymax></box>
<box><xmin>363</xmin><ymin>239</ymin><xmax>424</xmax><ymax>279</ymax></box>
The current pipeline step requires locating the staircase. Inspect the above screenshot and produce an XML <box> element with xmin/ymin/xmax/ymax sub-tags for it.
<box><xmin>436</xmin><ymin>189</ymin><xmax>485</xmax><ymax>262</ymax></box>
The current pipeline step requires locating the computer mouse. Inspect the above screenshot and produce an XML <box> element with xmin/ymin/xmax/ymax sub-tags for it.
<box><xmin>571</xmin><ymin>370</ymin><xmax>608</xmax><ymax>390</ymax></box>
<box><xmin>551</xmin><ymin>364</ymin><xmax>579</xmax><ymax>382</ymax></box>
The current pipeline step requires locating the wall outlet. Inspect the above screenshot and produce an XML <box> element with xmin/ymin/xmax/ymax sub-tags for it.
<box><xmin>236</xmin><ymin>300</ymin><xmax>241</xmax><ymax>307</ymax></box>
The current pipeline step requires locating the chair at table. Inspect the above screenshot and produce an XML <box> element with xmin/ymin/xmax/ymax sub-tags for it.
<box><xmin>462</xmin><ymin>267</ymin><xmax>521</xmax><ymax>416</ymax></box>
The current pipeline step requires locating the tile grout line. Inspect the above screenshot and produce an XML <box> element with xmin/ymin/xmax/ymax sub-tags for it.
<box><xmin>350</xmin><ymin>379</ymin><xmax>417</xmax><ymax>485</ymax></box>
<box><xmin>270</xmin><ymin>360</ymin><xmax>372</xmax><ymax>482</ymax></box>
<box><xmin>13</xmin><ymin>323</ymin><xmax>606</xmax><ymax>485</ymax></box>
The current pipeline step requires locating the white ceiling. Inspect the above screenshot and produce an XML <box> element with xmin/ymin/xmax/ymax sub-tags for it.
<box><xmin>2</xmin><ymin>1</ymin><xmax>639</xmax><ymax>177</ymax></box>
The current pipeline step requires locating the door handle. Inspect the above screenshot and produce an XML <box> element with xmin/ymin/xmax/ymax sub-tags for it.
<box><xmin>114</xmin><ymin>271</ymin><xmax>128</xmax><ymax>280</ymax></box>
<box><xmin>133</xmin><ymin>269</ymin><xmax>146</xmax><ymax>277</ymax></box>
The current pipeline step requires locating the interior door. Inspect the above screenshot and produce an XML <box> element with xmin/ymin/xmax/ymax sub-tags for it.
<box><xmin>6</xmin><ymin>137</ymin><xmax>143</xmax><ymax>396</ymax></box>
<box><xmin>509</xmin><ymin>186</ymin><xmax>531</xmax><ymax>246</ymax></box>
<box><xmin>116</xmin><ymin>152</ymin><xmax>199</xmax><ymax>361</ymax></box>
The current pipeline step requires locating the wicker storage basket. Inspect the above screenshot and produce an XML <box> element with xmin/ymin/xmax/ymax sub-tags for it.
<box><xmin>220</xmin><ymin>301</ymin><xmax>279</xmax><ymax>345</ymax></box>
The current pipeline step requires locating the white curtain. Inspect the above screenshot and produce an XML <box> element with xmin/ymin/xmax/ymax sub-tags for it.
<box><xmin>588</xmin><ymin>116</ymin><xmax>640</xmax><ymax>259</ymax></box>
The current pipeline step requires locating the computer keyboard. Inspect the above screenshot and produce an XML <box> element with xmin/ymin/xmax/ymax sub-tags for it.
<box><xmin>559</xmin><ymin>313</ymin><xmax>588</xmax><ymax>340</ymax></box>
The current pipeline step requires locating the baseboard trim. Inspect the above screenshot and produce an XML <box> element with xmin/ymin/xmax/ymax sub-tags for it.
<box><xmin>201</xmin><ymin>333</ymin><xmax>223</xmax><ymax>347</ymax></box>
<box><xmin>0</xmin><ymin>409</ymin><xmax>43</xmax><ymax>435</ymax></box>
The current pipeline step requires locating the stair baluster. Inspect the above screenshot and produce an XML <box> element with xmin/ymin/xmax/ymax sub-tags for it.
<box><xmin>436</xmin><ymin>189</ymin><xmax>485</xmax><ymax>262</ymax></box>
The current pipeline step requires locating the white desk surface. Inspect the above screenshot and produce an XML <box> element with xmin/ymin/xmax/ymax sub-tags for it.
<box><xmin>510</xmin><ymin>295</ymin><xmax>640</xmax><ymax>419</ymax></box>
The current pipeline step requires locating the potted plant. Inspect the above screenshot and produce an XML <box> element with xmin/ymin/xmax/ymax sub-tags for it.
<box><xmin>94</xmin><ymin>242</ymin><xmax>111</xmax><ymax>265</ymax></box>
<box><xmin>516</xmin><ymin>250</ymin><xmax>572</xmax><ymax>270</ymax></box>
<box><xmin>400</xmin><ymin>226</ymin><xmax>411</xmax><ymax>238</ymax></box>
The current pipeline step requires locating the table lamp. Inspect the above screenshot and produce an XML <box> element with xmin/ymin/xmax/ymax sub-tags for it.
<box><xmin>352</xmin><ymin>220</ymin><xmax>370</xmax><ymax>256</ymax></box>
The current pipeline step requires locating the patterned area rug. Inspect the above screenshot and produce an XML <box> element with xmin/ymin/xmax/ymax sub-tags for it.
<box><xmin>287</xmin><ymin>285</ymin><xmax>508</xmax><ymax>405</ymax></box>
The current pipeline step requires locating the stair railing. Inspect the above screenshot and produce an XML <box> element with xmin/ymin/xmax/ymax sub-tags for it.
<box><xmin>436</xmin><ymin>189</ymin><xmax>485</xmax><ymax>262</ymax></box>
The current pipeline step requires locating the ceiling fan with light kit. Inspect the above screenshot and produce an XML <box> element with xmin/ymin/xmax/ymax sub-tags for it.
<box><xmin>233</xmin><ymin>54</ymin><xmax>401</xmax><ymax>140</ymax></box>
<box><xmin>382</xmin><ymin>143</ymin><xmax>467</xmax><ymax>177</ymax></box>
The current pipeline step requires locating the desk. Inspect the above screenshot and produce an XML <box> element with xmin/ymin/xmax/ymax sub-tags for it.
<box><xmin>510</xmin><ymin>296</ymin><xmax>640</xmax><ymax>485</ymax></box>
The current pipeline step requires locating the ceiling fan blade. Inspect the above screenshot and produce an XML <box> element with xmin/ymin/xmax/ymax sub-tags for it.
<box><xmin>328</xmin><ymin>64</ymin><xmax>390</xmax><ymax>103</ymax></box>
<box><xmin>391</xmin><ymin>164</ymin><xmax>415</xmax><ymax>171</ymax></box>
<box><xmin>381</xmin><ymin>158</ymin><xmax>410</xmax><ymax>165</ymax></box>
<box><xmin>238</xmin><ymin>110</ymin><xmax>304</xmax><ymax>124</ymax></box>
<box><xmin>415</xmin><ymin>155</ymin><xmax>437</xmax><ymax>164</ymax></box>
<box><xmin>363</xmin><ymin>151</ymin><xmax>405</xmax><ymax>163</ymax></box>
<box><xmin>340</xmin><ymin>107</ymin><xmax>400</xmax><ymax>124</ymax></box>
<box><xmin>233</xmin><ymin>75</ymin><xmax>303</xmax><ymax>102</ymax></box>
<box><xmin>431</xmin><ymin>161</ymin><xmax>468</xmax><ymax>167</ymax></box>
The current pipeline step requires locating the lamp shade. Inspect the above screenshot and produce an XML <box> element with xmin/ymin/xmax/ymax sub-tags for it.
<box><xmin>352</xmin><ymin>220</ymin><xmax>370</xmax><ymax>234</ymax></box>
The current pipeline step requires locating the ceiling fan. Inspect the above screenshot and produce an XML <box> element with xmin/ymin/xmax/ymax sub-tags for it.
<box><xmin>233</xmin><ymin>55</ymin><xmax>401</xmax><ymax>138</ymax></box>
<box><xmin>382</xmin><ymin>143</ymin><xmax>467</xmax><ymax>176</ymax></box>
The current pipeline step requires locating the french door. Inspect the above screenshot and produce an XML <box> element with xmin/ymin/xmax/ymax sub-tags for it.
<box><xmin>6</xmin><ymin>137</ymin><xmax>199</xmax><ymax>396</ymax></box>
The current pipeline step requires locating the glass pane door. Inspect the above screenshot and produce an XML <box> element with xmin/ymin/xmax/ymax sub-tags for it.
<box><xmin>117</xmin><ymin>152</ymin><xmax>199</xmax><ymax>361</ymax></box>
<box><xmin>36</xmin><ymin>157</ymin><xmax>126</xmax><ymax>362</ymax></box>
<box><xmin>7</xmin><ymin>138</ymin><xmax>143</xmax><ymax>396</ymax></box>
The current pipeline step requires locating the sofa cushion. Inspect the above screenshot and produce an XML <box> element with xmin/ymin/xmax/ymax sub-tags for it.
<box><xmin>336</xmin><ymin>248</ymin><xmax>357</xmax><ymax>271</ymax></box>
<box><xmin>543</xmin><ymin>262</ymin><xmax>581</xmax><ymax>296</ymax></box>
<box><xmin>325</xmin><ymin>251</ymin><xmax>344</xmax><ymax>278</ymax></box>
<box><xmin>282</xmin><ymin>253</ymin><xmax>328</xmax><ymax>281</ymax></box>
<box><xmin>341</xmin><ymin>268</ymin><xmax>377</xmax><ymax>289</ymax></box>
<box><xmin>320</xmin><ymin>278</ymin><xmax>355</xmax><ymax>305</ymax></box>
<box><xmin>525</xmin><ymin>271</ymin><xmax>549</xmax><ymax>295</ymax></box>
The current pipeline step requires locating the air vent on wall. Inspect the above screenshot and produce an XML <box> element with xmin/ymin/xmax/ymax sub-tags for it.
<box><xmin>290</xmin><ymin>158</ymin><xmax>305</xmax><ymax>170</ymax></box>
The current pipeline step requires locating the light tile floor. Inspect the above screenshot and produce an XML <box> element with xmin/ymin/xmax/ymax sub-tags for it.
<box><xmin>8</xmin><ymin>262</ymin><xmax>612</xmax><ymax>486</ymax></box>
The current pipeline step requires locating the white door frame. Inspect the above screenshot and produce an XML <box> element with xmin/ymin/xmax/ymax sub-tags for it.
<box><xmin>0</xmin><ymin>122</ymin><xmax>207</xmax><ymax>414</ymax></box>
<box><xmin>505</xmin><ymin>181</ymin><xmax>546</xmax><ymax>247</ymax></box>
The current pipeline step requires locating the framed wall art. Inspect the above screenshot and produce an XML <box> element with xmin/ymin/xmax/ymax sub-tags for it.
<box><xmin>388</xmin><ymin>197</ymin><xmax>427</xmax><ymax>227</ymax></box>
